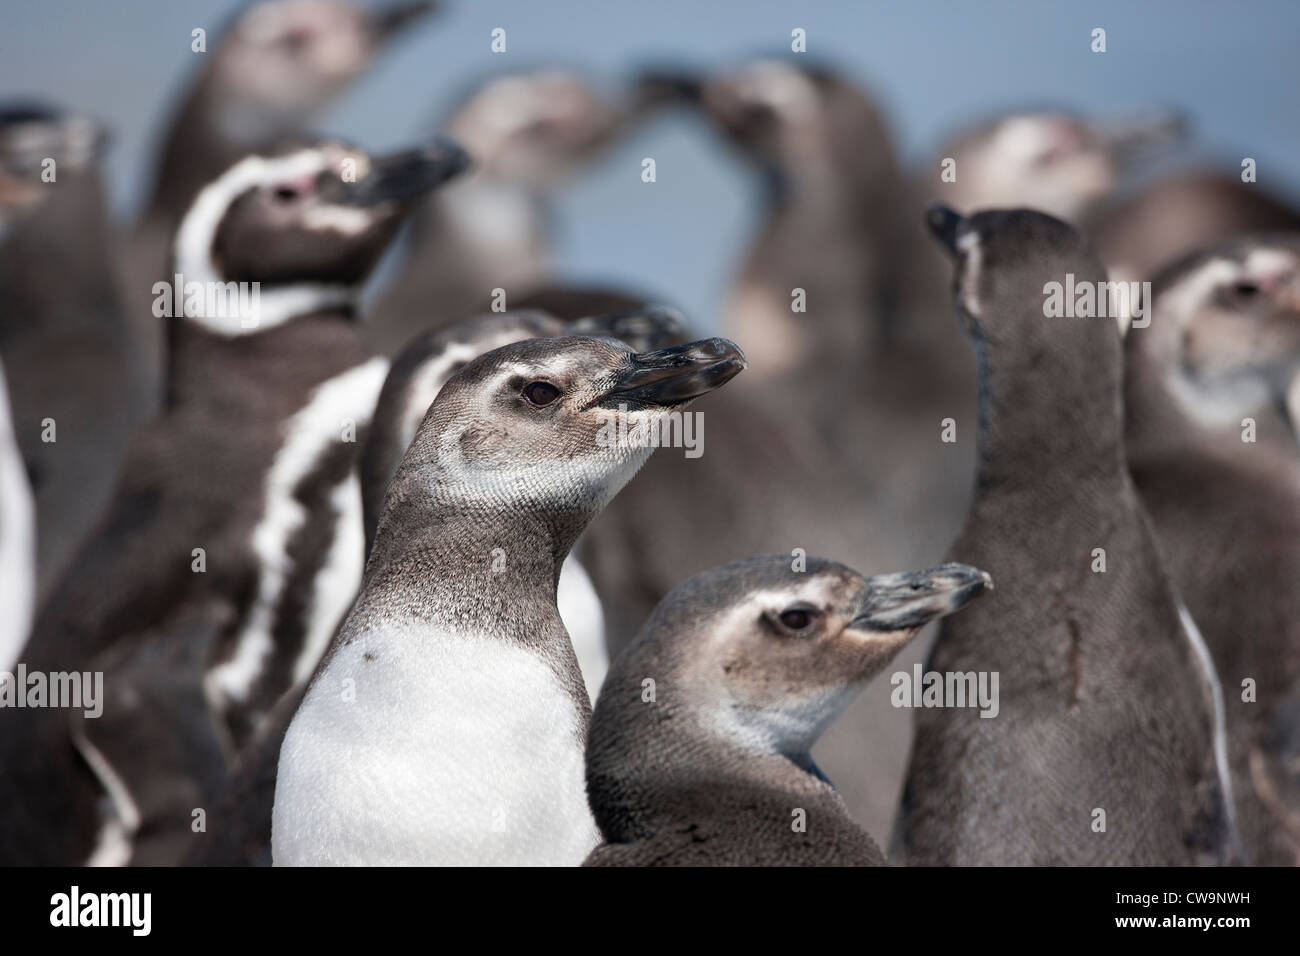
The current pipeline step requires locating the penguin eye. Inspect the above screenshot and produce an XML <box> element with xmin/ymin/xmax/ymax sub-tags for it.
<box><xmin>1224</xmin><ymin>279</ymin><xmax>1262</xmax><ymax>307</ymax></box>
<box><xmin>776</xmin><ymin>607</ymin><xmax>818</xmax><ymax>632</ymax></box>
<box><xmin>522</xmin><ymin>381</ymin><xmax>561</xmax><ymax>407</ymax></box>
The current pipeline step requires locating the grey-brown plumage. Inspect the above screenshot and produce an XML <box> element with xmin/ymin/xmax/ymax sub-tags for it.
<box><xmin>0</xmin><ymin>136</ymin><xmax>466</xmax><ymax>866</ymax></box>
<box><xmin>0</xmin><ymin>104</ymin><xmax>146</xmax><ymax>609</ymax></box>
<box><xmin>585</xmin><ymin>555</ymin><xmax>991</xmax><ymax>866</ymax></box>
<box><xmin>1125</xmin><ymin>234</ymin><xmax>1300</xmax><ymax>864</ymax></box>
<box><xmin>895</xmin><ymin>206</ymin><xmax>1234</xmax><ymax>865</ymax></box>
<box><xmin>122</xmin><ymin>0</ymin><xmax>435</xmax><ymax>399</ymax></box>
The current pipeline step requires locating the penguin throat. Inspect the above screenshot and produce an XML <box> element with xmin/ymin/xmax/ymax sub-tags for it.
<box><xmin>973</xmin><ymin>333</ymin><xmax>1127</xmax><ymax>489</ymax></box>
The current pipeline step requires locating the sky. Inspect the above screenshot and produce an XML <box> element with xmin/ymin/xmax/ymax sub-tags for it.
<box><xmin>3</xmin><ymin>0</ymin><xmax>1298</xmax><ymax>327</ymax></box>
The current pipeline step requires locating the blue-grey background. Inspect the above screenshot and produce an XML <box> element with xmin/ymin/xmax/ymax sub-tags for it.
<box><xmin>3</xmin><ymin>0</ymin><xmax>1298</xmax><ymax>326</ymax></box>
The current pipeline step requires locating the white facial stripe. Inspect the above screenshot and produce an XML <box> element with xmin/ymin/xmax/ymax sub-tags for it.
<box><xmin>1244</xmin><ymin>248</ymin><xmax>1296</xmax><ymax>278</ymax></box>
<box><xmin>995</xmin><ymin>116</ymin><xmax>1056</xmax><ymax>162</ymax></box>
<box><xmin>958</xmin><ymin>231</ymin><xmax>982</xmax><ymax>317</ymax></box>
<box><xmin>205</xmin><ymin>356</ymin><xmax>389</xmax><ymax>728</ymax></box>
<box><xmin>301</xmin><ymin>204</ymin><xmax>376</xmax><ymax>235</ymax></box>
<box><xmin>0</xmin><ymin>359</ymin><xmax>34</xmax><ymax>671</ymax></box>
<box><xmin>401</xmin><ymin>333</ymin><xmax>534</xmax><ymax>453</ymax></box>
<box><xmin>1156</xmin><ymin>257</ymin><xmax>1272</xmax><ymax>424</ymax></box>
<box><xmin>737</xmin><ymin>60</ymin><xmax>819</xmax><ymax>119</ymax></box>
<box><xmin>174</xmin><ymin>150</ymin><xmax>329</xmax><ymax>283</ymax></box>
<box><xmin>172</xmin><ymin>149</ymin><xmax>362</xmax><ymax>336</ymax></box>
<box><xmin>1157</xmin><ymin>257</ymin><xmax>1239</xmax><ymax>320</ymax></box>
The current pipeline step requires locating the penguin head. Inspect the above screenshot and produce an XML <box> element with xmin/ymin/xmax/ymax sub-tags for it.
<box><xmin>695</xmin><ymin>59</ymin><xmax>893</xmax><ymax>184</ymax></box>
<box><xmin>1138</xmin><ymin>236</ymin><xmax>1300</xmax><ymax>424</ymax></box>
<box><xmin>935</xmin><ymin>110</ymin><xmax>1183</xmax><ymax>221</ymax></box>
<box><xmin>212</xmin><ymin>0</ymin><xmax>435</xmax><ymax>116</ymax></box>
<box><xmin>362</xmin><ymin>306</ymin><xmax>691</xmax><ymax>549</ymax></box>
<box><xmin>628</xmin><ymin>556</ymin><xmax>992</xmax><ymax>757</ymax></box>
<box><xmin>403</xmin><ymin>334</ymin><xmax>744</xmax><ymax>526</ymax></box>
<box><xmin>170</xmin><ymin>135</ymin><xmax>468</xmax><ymax>333</ymax></box>
<box><xmin>443</xmin><ymin>69</ymin><xmax>623</xmax><ymax>184</ymax></box>
<box><xmin>0</xmin><ymin>103</ymin><xmax>106</xmax><ymax>235</ymax></box>
<box><xmin>926</xmin><ymin>203</ymin><xmax>1108</xmax><ymax>347</ymax></box>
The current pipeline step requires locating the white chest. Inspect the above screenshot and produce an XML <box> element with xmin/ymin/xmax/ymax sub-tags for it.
<box><xmin>272</xmin><ymin>627</ymin><xmax>598</xmax><ymax>866</ymax></box>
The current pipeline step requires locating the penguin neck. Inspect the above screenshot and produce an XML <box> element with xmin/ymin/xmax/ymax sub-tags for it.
<box><xmin>1125</xmin><ymin>329</ymin><xmax>1296</xmax><ymax>460</ymax></box>
<box><xmin>972</xmin><ymin>321</ymin><xmax>1128</xmax><ymax>494</ymax></box>
<box><xmin>165</xmin><ymin>303</ymin><xmax>366</xmax><ymax>409</ymax></box>
<box><xmin>408</xmin><ymin>178</ymin><xmax>549</xmax><ymax>286</ymax></box>
<box><xmin>589</xmin><ymin>703</ymin><xmax>838</xmax><ymax>842</ymax></box>
<box><xmin>366</xmin><ymin>479</ymin><xmax>586</xmax><ymax>631</ymax></box>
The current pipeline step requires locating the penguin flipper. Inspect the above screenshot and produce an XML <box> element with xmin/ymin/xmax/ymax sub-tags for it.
<box><xmin>73</xmin><ymin>598</ymin><xmax>237</xmax><ymax>866</ymax></box>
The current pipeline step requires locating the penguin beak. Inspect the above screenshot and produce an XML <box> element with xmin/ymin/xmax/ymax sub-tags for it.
<box><xmin>926</xmin><ymin>203</ymin><xmax>966</xmax><ymax>259</ymax></box>
<box><xmin>339</xmin><ymin>136</ymin><xmax>470</xmax><ymax>206</ymax></box>
<box><xmin>366</xmin><ymin>0</ymin><xmax>437</xmax><ymax>41</ymax></box>
<box><xmin>569</xmin><ymin>305</ymin><xmax>688</xmax><ymax>351</ymax></box>
<box><xmin>850</xmin><ymin>564</ymin><xmax>993</xmax><ymax>632</ymax></box>
<box><xmin>591</xmin><ymin>338</ymin><xmax>746</xmax><ymax>409</ymax></box>
<box><xmin>632</xmin><ymin>67</ymin><xmax>705</xmax><ymax>113</ymax></box>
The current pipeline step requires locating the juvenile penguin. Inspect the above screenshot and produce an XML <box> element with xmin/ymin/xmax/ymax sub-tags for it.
<box><xmin>1125</xmin><ymin>234</ymin><xmax>1300</xmax><ymax>864</ymax></box>
<box><xmin>124</xmin><ymin>0</ymin><xmax>436</xmax><ymax>393</ymax></box>
<box><xmin>895</xmin><ymin>206</ymin><xmax>1236</xmax><ymax>865</ymax></box>
<box><xmin>584</xmin><ymin>556</ymin><xmax>991</xmax><ymax>867</ymax></box>
<box><xmin>365</xmin><ymin>68</ymin><xmax>644</xmax><ymax>355</ymax></box>
<box><xmin>273</xmin><ymin>334</ymin><xmax>746</xmax><ymax>866</ymax></box>
<box><xmin>0</xmin><ymin>104</ymin><xmax>145</xmax><ymax>609</ymax></box>
<box><xmin>0</xmin><ymin>135</ymin><xmax>468</xmax><ymax>866</ymax></box>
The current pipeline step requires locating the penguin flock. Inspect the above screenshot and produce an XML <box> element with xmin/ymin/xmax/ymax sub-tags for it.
<box><xmin>1</xmin><ymin>1</ymin><xmax>1298</xmax><ymax>868</ymax></box>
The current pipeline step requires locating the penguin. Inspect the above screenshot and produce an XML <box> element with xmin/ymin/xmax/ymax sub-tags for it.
<box><xmin>1091</xmin><ymin>171</ymin><xmax>1300</xmax><ymax>287</ymax></box>
<box><xmin>1124</xmin><ymin>234</ymin><xmax>1300</xmax><ymax>864</ymax></box>
<box><xmin>0</xmin><ymin>134</ymin><xmax>468</xmax><ymax>866</ymax></box>
<box><xmin>923</xmin><ymin>109</ymin><xmax>1184</xmax><ymax>223</ymax></box>
<box><xmin>0</xmin><ymin>357</ymin><xmax>35</xmax><ymax>672</ymax></box>
<box><xmin>185</xmin><ymin>303</ymin><xmax>684</xmax><ymax>866</ymax></box>
<box><xmin>583</xmin><ymin>555</ymin><xmax>991</xmax><ymax>867</ymax></box>
<box><xmin>364</xmin><ymin>68</ymin><xmax>643</xmax><ymax>355</ymax></box>
<box><xmin>895</xmin><ymin>206</ymin><xmax>1237</xmax><ymax>865</ymax></box>
<box><xmin>580</xmin><ymin>60</ymin><xmax>963</xmax><ymax>844</ymax></box>
<box><xmin>123</xmin><ymin>0</ymin><xmax>436</xmax><ymax>398</ymax></box>
<box><xmin>273</xmin><ymin>334</ymin><xmax>746</xmax><ymax>866</ymax></box>
<box><xmin>0</xmin><ymin>103</ymin><xmax>146</xmax><ymax>611</ymax></box>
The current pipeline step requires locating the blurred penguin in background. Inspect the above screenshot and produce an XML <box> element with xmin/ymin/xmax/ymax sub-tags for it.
<box><xmin>365</xmin><ymin>67</ymin><xmax>652</xmax><ymax>355</ymax></box>
<box><xmin>0</xmin><ymin>104</ymin><xmax>144</xmax><ymax>613</ymax></box>
<box><xmin>123</xmin><ymin>0</ymin><xmax>437</xmax><ymax>397</ymax></box>
<box><xmin>1125</xmin><ymin>235</ymin><xmax>1300</xmax><ymax>864</ymax></box>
